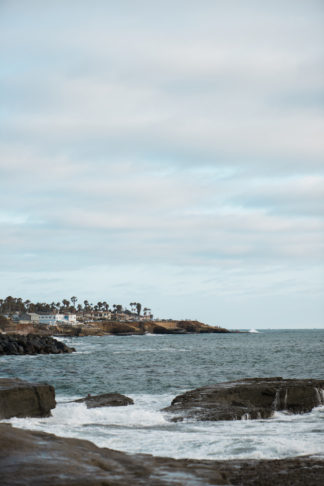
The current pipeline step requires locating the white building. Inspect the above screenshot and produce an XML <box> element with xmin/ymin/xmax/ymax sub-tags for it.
<box><xmin>38</xmin><ymin>314</ymin><xmax>77</xmax><ymax>325</ymax></box>
<box><xmin>18</xmin><ymin>313</ymin><xmax>40</xmax><ymax>323</ymax></box>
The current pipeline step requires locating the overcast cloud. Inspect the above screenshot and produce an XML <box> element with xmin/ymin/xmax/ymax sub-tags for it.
<box><xmin>1</xmin><ymin>0</ymin><xmax>323</xmax><ymax>328</ymax></box>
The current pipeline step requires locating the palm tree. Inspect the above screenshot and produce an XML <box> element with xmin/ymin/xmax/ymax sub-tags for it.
<box><xmin>17</xmin><ymin>298</ymin><xmax>23</xmax><ymax>311</ymax></box>
<box><xmin>71</xmin><ymin>296</ymin><xmax>78</xmax><ymax>309</ymax></box>
<box><xmin>24</xmin><ymin>300</ymin><xmax>31</xmax><ymax>312</ymax></box>
<box><xmin>5</xmin><ymin>296</ymin><xmax>14</xmax><ymax>313</ymax></box>
<box><xmin>62</xmin><ymin>299</ymin><xmax>70</xmax><ymax>309</ymax></box>
<box><xmin>136</xmin><ymin>303</ymin><xmax>142</xmax><ymax>316</ymax></box>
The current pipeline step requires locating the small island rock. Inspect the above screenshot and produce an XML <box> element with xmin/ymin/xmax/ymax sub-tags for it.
<box><xmin>0</xmin><ymin>334</ymin><xmax>75</xmax><ymax>355</ymax></box>
<box><xmin>74</xmin><ymin>392</ymin><xmax>134</xmax><ymax>408</ymax></box>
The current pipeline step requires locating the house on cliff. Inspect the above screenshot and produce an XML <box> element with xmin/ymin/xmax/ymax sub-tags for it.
<box><xmin>38</xmin><ymin>313</ymin><xmax>77</xmax><ymax>325</ymax></box>
<box><xmin>17</xmin><ymin>313</ymin><xmax>40</xmax><ymax>324</ymax></box>
<box><xmin>17</xmin><ymin>313</ymin><xmax>77</xmax><ymax>326</ymax></box>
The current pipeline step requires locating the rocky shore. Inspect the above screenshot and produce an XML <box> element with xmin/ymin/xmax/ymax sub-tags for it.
<box><xmin>1</xmin><ymin>377</ymin><xmax>324</xmax><ymax>484</ymax></box>
<box><xmin>1</xmin><ymin>423</ymin><xmax>323</xmax><ymax>486</ymax></box>
<box><xmin>0</xmin><ymin>334</ymin><xmax>75</xmax><ymax>355</ymax></box>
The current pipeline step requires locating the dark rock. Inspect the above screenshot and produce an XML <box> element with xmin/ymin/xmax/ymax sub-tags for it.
<box><xmin>163</xmin><ymin>377</ymin><xmax>324</xmax><ymax>421</ymax></box>
<box><xmin>1</xmin><ymin>423</ymin><xmax>324</xmax><ymax>485</ymax></box>
<box><xmin>0</xmin><ymin>378</ymin><xmax>56</xmax><ymax>419</ymax></box>
<box><xmin>151</xmin><ymin>326</ymin><xmax>185</xmax><ymax>334</ymax></box>
<box><xmin>74</xmin><ymin>392</ymin><xmax>134</xmax><ymax>408</ymax></box>
<box><xmin>0</xmin><ymin>334</ymin><xmax>75</xmax><ymax>355</ymax></box>
<box><xmin>151</xmin><ymin>324</ymin><xmax>170</xmax><ymax>334</ymax></box>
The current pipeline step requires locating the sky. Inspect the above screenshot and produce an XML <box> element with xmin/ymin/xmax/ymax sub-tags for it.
<box><xmin>0</xmin><ymin>0</ymin><xmax>323</xmax><ymax>329</ymax></box>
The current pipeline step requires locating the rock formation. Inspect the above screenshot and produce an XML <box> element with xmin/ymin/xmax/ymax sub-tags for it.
<box><xmin>0</xmin><ymin>334</ymin><xmax>75</xmax><ymax>354</ymax></box>
<box><xmin>0</xmin><ymin>378</ymin><xmax>56</xmax><ymax>419</ymax></box>
<box><xmin>163</xmin><ymin>377</ymin><xmax>324</xmax><ymax>421</ymax></box>
<box><xmin>74</xmin><ymin>392</ymin><xmax>134</xmax><ymax>408</ymax></box>
<box><xmin>1</xmin><ymin>424</ymin><xmax>323</xmax><ymax>485</ymax></box>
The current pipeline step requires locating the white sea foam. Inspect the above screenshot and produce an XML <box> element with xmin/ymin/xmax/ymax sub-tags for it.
<box><xmin>4</xmin><ymin>395</ymin><xmax>324</xmax><ymax>460</ymax></box>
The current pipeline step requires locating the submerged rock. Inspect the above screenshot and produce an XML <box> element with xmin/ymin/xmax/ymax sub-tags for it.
<box><xmin>163</xmin><ymin>377</ymin><xmax>324</xmax><ymax>421</ymax></box>
<box><xmin>0</xmin><ymin>378</ymin><xmax>56</xmax><ymax>419</ymax></box>
<box><xmin>74</xmin><ymin>392</ymin><xmax>134</xmax><ymax>408</ymax></box>
<box><xmin>1</xmin><ymin>423</ymin><xmax>324</xmax><ymax>485</ymax></box>
<box><xmin>0</xmin><ymin>333</ymin><xmax>75</xmax><ymax>355</ymax></box>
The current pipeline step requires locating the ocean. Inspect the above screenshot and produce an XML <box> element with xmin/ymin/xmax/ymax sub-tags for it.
<box><xmin>1</xmin><ymin>330</ymin><xmax>324</xmax><ymax>460</ymax></box>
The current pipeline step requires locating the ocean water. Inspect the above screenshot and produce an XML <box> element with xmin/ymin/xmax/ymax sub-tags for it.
<box><xmin>1</xmin><ymin>330</ymin><xmax>324</xmax><ymax>460</ymax></box>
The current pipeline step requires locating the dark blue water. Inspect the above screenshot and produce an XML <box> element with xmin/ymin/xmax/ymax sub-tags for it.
<box><xmin>1</xmin><ymin>330</ymin><xmax>323</xmax><ymax>396</ymax></box>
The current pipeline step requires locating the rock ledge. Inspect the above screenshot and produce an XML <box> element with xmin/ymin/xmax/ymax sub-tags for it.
<box><xmin>163</xmin><ymin>377</ymin><xmax>324</xmax><ymax>421</ymax></box>
<box><xmin>1</xmin><ymin>424</ymin><xmax>324</xmax><ymax>485</ymax></box>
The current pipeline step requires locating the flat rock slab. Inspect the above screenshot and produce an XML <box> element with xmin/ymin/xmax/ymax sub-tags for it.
<box><xmin>74</xmin><ymin>392</ymin><xmax>134</xmax><ymax>408</ymax></box>
<box><xmin>0</xmin><ymin>378</ymin><xmax>56</xmax><ymax>419</ymax></box>
<box><xmin>0</xmin><ymin>334</ymin><xmax>75</xmax><ymax>355</ymax></box>
<box><xmin>1</xmin><ymin>424</ymin><xmax>324</xmax><ymax>485</ymax></box>
<box><xmin>163</xmin><ymin>377</ymin><xmax>324</xmax><ymax>421</ymax></box>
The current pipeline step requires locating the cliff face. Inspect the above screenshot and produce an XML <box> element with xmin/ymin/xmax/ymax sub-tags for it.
<box><xmin>93</xmin><ymin>319</ymin><xmax>229</xmax><ymax>335</ymax></box>
<box><xmin>0</xmin><ymin>319</ymin><xmax>229</xmax><ymax>336</ymax></box>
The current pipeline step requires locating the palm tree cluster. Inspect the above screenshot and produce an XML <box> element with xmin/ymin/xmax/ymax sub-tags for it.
<box><xmin>0</xmin><ymin>296</ymin><xmax>151</xmax><ymax>317</ymax></box>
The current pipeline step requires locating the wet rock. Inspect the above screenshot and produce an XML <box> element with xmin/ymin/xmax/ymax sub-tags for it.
<box><xmin>1</xmin><ymin>423</ymin><xmax>324</xmax><ymax>485</ymax></box>
<box><xmin>0</xmin><ymin>378</ymin><xmax>56</xmax><ymax>419</ymax></box>
<box><xmin>0</xmin><ymin>334</ymin><xmax>75</xmax><ymax>355</ymax></box>
<box><xmin>163</xmin><ymin>377</ymin><xmax>324</xmax><ymax>421</ymax></box>
<box><xmin>74</xmin><ymin>392</ymin><xmax>134</xmax><ymax>408</ymax></box>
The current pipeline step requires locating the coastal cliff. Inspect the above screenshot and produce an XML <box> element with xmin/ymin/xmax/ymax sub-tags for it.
<box><xmin>0</xmin><ymin>319</ymin><xmax>230</xmax><ymax>337</ymax></box>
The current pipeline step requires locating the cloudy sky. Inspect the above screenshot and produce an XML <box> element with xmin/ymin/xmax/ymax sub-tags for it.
<box><xmin>1</xmin><ymin>0</ymin><xmax>323</xmax><ymax>328</ymax></box>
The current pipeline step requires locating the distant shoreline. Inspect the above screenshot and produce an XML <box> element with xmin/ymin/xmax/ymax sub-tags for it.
<box><xmin>0</xmin><ymin>317</ymin><xmax>231</xmax><ymax>337</ymax></box>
